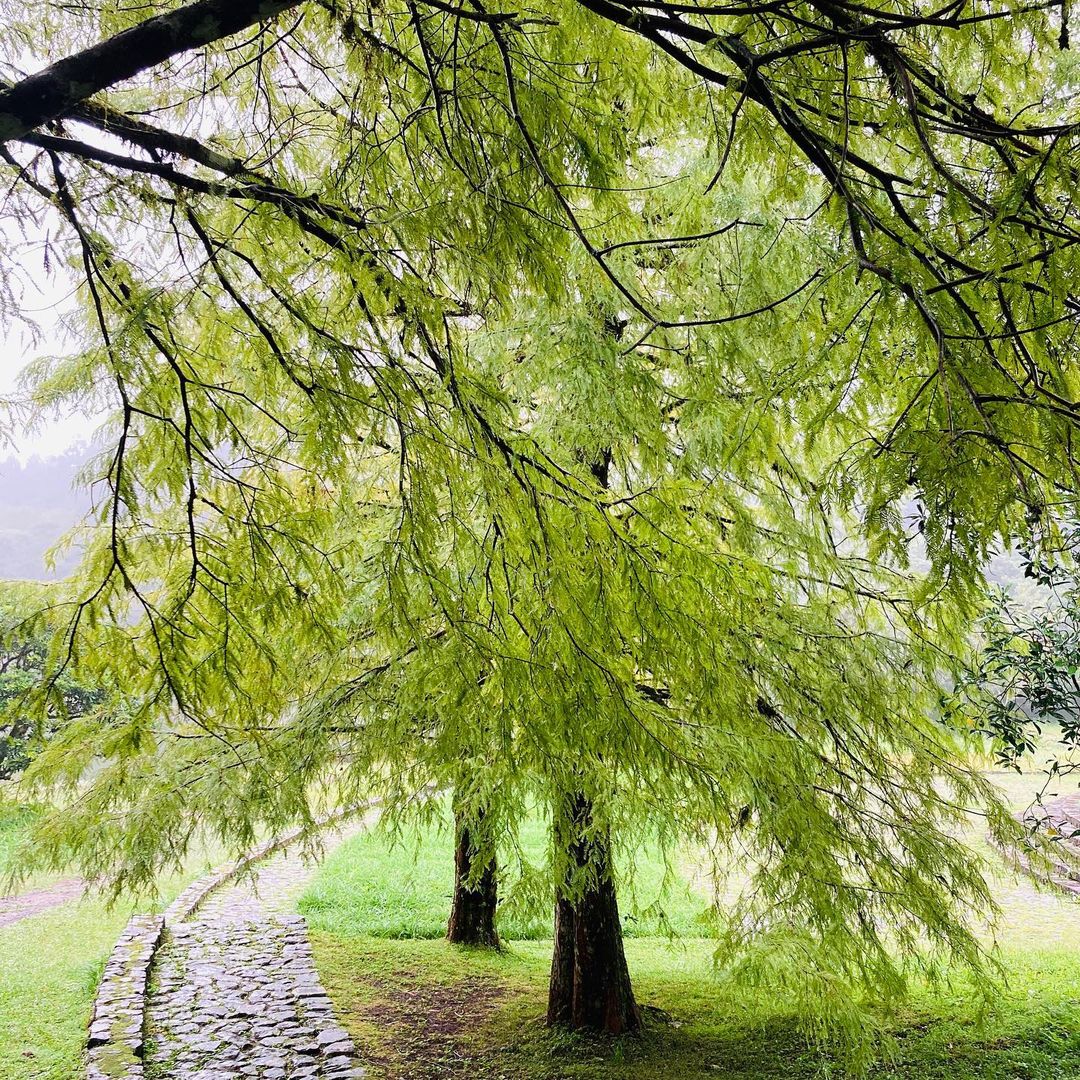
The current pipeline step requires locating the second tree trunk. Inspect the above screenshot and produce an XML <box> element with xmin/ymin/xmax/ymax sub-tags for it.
<box><xmin>447</xmin><ymin>805</ymin><xmax>500</xmax><ymax>948</ymax></box>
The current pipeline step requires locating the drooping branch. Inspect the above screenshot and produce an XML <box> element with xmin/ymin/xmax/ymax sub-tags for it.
<box><xmin>16</xmin><ymin>129</ymin><xmax>373</xmax><ymax>237</ymax></box>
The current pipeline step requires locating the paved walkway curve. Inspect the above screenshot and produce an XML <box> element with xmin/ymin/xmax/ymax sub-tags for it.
<box><xmin>0</xmin><ymin>875</ymin><xmax>86</xmax><ymax>928</ymax></box>
<box><xmin>1005</xmin><ymin>790</ymin><xmax>1080</xmax><ymax>897</ymax></box>
<box><xmin>144</xmin><ymin>819</ymin><xmax>369</xmax><ymax>1080</ymax></box>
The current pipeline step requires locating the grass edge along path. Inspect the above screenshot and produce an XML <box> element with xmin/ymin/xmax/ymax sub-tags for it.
<box><xmin>0</xmin><ymin>852</ymin><xmax>228</xmax><ymax>1080</ymax></box>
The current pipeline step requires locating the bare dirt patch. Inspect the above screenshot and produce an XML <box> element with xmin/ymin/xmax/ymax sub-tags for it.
<box><xmin>359</xmin><ymin>974</ymin><xmax>513</xmax><ymax>1079</ymax></box>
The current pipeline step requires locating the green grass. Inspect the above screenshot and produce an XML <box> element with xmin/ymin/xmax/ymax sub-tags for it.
<box><xmin>0</xmin><ymin>899</ymin><xmax>135</xmax><ymax>1080</ymax></box>
<box><xmin>0</xmin><ymin>798</ymin><xmax>59</xmax><ymax>892</ymax></box>
<box><xmin>311</xmin><ymin>933</ymin><xmax>1080</xmax><ymax>1080</ymax></box>
<box><xmin>0</xmin><ymin>850</ymin><xmax>224</xmax><ymax>1080</ymax></box>
<box><xmin>301</xmin><ymin>810</ymin><xmax>709</xmax><ymax>940</ymax></box>
<box><xmin>303</xmin><ymin>797</ymin><xmax>1080</xmax><ymax>1080</ymax></box>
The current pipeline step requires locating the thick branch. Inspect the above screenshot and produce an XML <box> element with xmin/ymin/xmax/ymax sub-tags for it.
<box><xmin>0</xmin><ymin>0</ymin><xmax>303</xmax><ymax>142</ymax></box>
<box><xmin>16</xmin><ymin>129</ymin><xmax>371</xmax><ymax>235</ymax></box>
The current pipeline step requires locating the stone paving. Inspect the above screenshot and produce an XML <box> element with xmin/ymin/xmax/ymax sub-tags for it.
<box><xmin>87</xmin><ymin>914</ymin><xmax>164</xmax><ymax>1080</ymax></box>
<box><xmin>144</xmin><ymin>820</ymin><xmax>369</xmax><ymax>1080</ymax></box>
<box><xmin>1006</xmin><ymin>790</ymin><xmax>1080</xmax><ymax>897</ymax></box>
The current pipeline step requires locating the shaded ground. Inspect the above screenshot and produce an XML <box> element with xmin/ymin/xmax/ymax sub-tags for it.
<box><xmin>360</xmin><ymin>973</ymin><xmax>509</xmax><ymax>1079</ymax></box>
<box><xmin>312</xmin><ymin>933</ymin><xmax>1080</xmax><ymax>1080</ymax></box>
<box><xmin>311</xmin><ymin>939</ymin><xmax>533</xmax><ymax>1080</ymax></box>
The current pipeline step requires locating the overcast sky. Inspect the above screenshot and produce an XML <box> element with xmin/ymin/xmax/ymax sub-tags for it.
<box><xmin>1</xmin><ymin>218</ymin><xmax>99</xmax><ymax>461</ymax></box>
<box><xmin>1</xmin><ymin>40</ymin><xmax>96</xmax><ymax>460</ymax></box>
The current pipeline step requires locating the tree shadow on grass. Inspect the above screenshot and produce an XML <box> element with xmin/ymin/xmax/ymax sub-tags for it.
<box><xmin>313</xmin><ymin>938</ymin><xmax>1080</xmax><ymax>1080</ymax></box>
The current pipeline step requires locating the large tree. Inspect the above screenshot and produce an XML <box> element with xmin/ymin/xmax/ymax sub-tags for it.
<box><xmin>1</xmin><ymin>0</ymin><xmax>1077</xmax><ymax>1047</ymax></box>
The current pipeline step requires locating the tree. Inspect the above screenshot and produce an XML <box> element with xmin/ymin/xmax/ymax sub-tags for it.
<box><xmin>958</xmin><ymin>528</ymin><xmax>1080</xmax><ymax>779</ymax></box>
<box><xmin>548</xmin><ymin>791</ymin><xmax>639</xmax><ymax>1033</ymax></box>
<box><xmin>0</xmin><ymin>0</ymin><xmax>1076</xmax><ymax>1049</ymax></box>
<box><xmin>446</xmin><ymin>796</ymin><xmax>500</xmax><ymax>949</ymax></box>
<box><xmin>0</xmin><ymin>582</ymin><xmax>101</xmax><ymax>778</ymax></box>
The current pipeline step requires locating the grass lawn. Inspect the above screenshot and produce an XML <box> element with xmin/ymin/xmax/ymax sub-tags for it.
<box><xmin>310</xmin><ymin>935</ymin><xmax>1080</xmax><ymax>1080</ymax></box>
<box><xmin>0</xmin><ymin>843</ymin><xmax>225</xmax><ymax>1080</ymax></box>
<box><xmin>304</xmin><ymin>793</ymin><xmax>1080</xmax><ymax>1080</ymax></box>
<box><xmin>300</xmin><ymin>810</ymin><xmax>708</xmax><ymax>940</ymax></box>
<box><xmin>0</xmin><ymin>898</ymin><xmax>139</xmax><ymax>1080</ymax></box>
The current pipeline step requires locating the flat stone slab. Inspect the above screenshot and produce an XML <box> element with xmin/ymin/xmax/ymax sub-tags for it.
<box><xmin>147</xmin><ymin>915</ymin><xmax>364</xmax><ymax>1078</ymax></box>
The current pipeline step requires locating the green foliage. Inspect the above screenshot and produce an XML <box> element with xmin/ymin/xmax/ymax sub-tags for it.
<box><xmin>5</xmin><ymin>0</ymin><xmax>1080</xmax><ymax>1057</ymax></box>
<box><xmin>0</xmin><ymin>582</ymin><xmax>101</xmax><ymax>779</ymax></box>
<box><xmin>956</xmin><ymin>528</ymin><xmax>1080</xmax><ymax>774</ymax></box>
<box><xmin>0</xmin><ymin>799</ymin><xmax>37</xmax><ymax>877</ymax></box>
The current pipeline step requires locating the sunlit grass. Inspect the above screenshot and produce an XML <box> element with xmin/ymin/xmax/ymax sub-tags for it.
<box><xmin>301</xmin><ymin>808</ymin><xmax>710</xmax><ymax>941</ymax></box>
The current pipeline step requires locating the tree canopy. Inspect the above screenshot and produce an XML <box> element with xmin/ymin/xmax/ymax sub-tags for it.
<box><xmin>1</xmin><ymin>0</ymin><xmax>1078</xmax><ymax>1051</ymax></box>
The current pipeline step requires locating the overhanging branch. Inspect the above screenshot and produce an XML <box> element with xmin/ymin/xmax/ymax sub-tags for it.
<box><xmin>0</xmin><ymin>0</ymin><xmax>304</xmax><ymax>142</ymax></box>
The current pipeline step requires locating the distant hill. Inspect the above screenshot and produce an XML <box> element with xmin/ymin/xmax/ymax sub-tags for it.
<box><xmin>0</xmin><ymin>449</ymin><xmax>92</xmax><ymax>580</ymax></box>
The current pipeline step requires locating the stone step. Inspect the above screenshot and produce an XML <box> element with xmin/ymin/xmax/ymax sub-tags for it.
<box><xmin>1004</xmin><ymin>792</ymin><xmax>1080</xmax><ymax>896</ymax></box>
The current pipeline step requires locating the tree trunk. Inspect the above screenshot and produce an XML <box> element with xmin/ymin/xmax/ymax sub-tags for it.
<box><xmin>547</xmin><ymin>793</ymin><xmax>641</xmax><ymax>1035</ymax></box>
<box><xmin>550</xmin><ymin>362</ymin><xmax>638</xmax><ymax>1033</ymax></box>
<box><xmin>447</xmin><ymin>805</ymin><xmax>500</xmax><ymax>948</ymax></box>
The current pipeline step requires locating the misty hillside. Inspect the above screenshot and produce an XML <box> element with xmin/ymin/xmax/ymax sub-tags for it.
<box><xmin>0</xmin><ymin>449</ymin><xmax>92</xmax><ymax>580</ymax></box>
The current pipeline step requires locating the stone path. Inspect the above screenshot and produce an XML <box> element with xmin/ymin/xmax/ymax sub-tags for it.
<box><xmin>1005</xmin><ymin>790</ymin><xmax>1080</xmax><ymax>897</ymax></box>
<box><xmin>144</xmin><ymin>820</ymin><xmax>368</xmax><ymax>1079</ymax></box>
<box><xmin>0</xmin><ymin>875</ymin><xmax>85</xmax><ymax>928</ymax></box>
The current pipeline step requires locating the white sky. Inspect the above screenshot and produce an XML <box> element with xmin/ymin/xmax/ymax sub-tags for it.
<box><xmin>0</xmin><ymin>47</ymin><xmax>88</xmax><ymax>458</ymax></box>
<box><xmin>1</xmin><ymin>221</ymin><xmax>100</xmax><ymax>461</ymax></box>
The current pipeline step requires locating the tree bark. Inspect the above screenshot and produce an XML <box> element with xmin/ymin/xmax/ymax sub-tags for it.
<box><xmin>0</xmin><ymin>0</ymin><xmax>302</xmax><ymax>143</ymax></box>
<box><xmin>547</xmin><ymin>793</ymin><xmax>641</xmax><ymax>1035</ymax></box>
<box><xmin>447</xmin><ymin>804</ymin><xmax>500</xmax><ymax>948</ymax></box>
